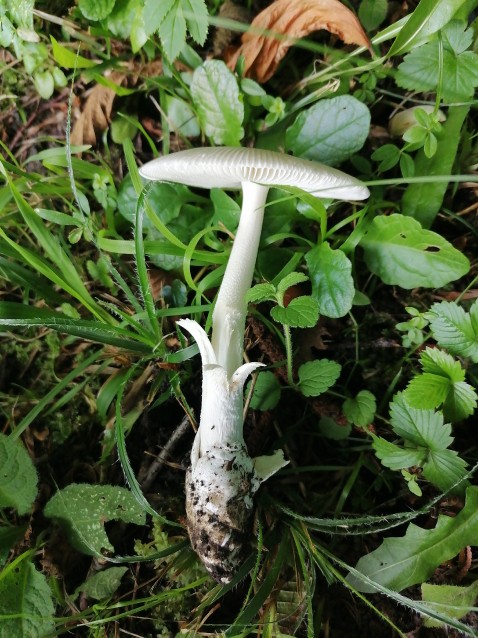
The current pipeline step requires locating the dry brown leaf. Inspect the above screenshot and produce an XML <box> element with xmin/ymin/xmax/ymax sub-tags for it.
<box><xmin>71</xmin><ymin>71</ymin><xmax>126</xmax><ymax>146</ymax></box>
<box><xmin>225</xmin><ymin>0</ymin><xmax>371</xmax><ymax>83</ymax></box>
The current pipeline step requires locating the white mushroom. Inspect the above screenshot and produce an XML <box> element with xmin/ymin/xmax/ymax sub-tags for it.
<box><xmin>139</xmin><ymin>146</ymin><xmax>369</xmax><ymax>582</ymax></box>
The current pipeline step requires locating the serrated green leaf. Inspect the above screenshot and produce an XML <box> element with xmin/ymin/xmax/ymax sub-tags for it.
<box><xmin>360</xmin><ymin>214</ymin><xmax>470</xmax><ymax>288</ymax></box>
<box><xmin>427</xmin><ymin>300</ymin><xmax>478</xmax><ymax>362</ymax></box>
<box><xmin>182</xmin><ymin>0</ymin><xmax>208</xmax><ymax>45</ymax></box>
<box><xmin>78</xmin><ymin>0</ymin><xmax>115</xmax><ymax>21</ymax></box>
<box><xmin>191</xmin><ymin>60</ymin><xmax>244</xmax><ymax>146</ymax></box>
<box><xmin>298</xmin><ymin>359</ymin><xmax>341</xmax><ymax>397</ymax></box>
<box><xmin>0</xmin><ymin>433</ymin><xmax>37</xmax><ymax>515</ymax></box>
<box><xmin>404</xmin><ymin>374</ymin><xmax>451</xmax><ymax>409</ymax></box>
<box><xmin>343</xmin><ymin>390</ymin><xmax>377</xmax><ymax>427</ymax></box>
<box><xmin>349</xmin><ymin>486</ymin><xmax>478</xmax><ymax>593</ymax></box>
<box><xmin>159</xmin><ymin>5</ymin><xmax>186</xmax><ymax>61</ymax></box>
<box><xmin>246</xmin><ymin>283</ymin><xmax>276</xmax><ymax>303</ymax></box>
<box><xmin>276</xmin><ymin>272</ymin><xmax>309</xmax><ymax>297</ymax></box>
<box><xmin>285</xmin><ymin>96</ymin><xmax>370</xmax><ymax>165</ymax></box>
<box><xmin>246</xmin><ymin>371</ymin><xmax>282</xmax><ymax>411</ymax></box>
<box><xmin>443</xmin><ymin>381</ymin><xmax>477</xmax><ymax>422</ymax></box>
<box><xmin>0</xmin><ymin>558</ymin><xmax>55</xmax><ymax>637</ymax></box>
<box><xmin>143</xmin><ymin>0</ymin><xmax>175</xmax><ymax>35</ymax></box>
<box><xmin>388</xmin><ymin>0</ymin><xmax>468</xmax><ymax>56</ymax></box>
<box><xmin>306</xmin><ymin>243</ymin><xmax>354</xmax><ymax>318</ymax></box>
<box><xmin>75</xmin><ymin>567</ymin><xmax>128</xmax><ymax>601</ymax></box>
<box><xmin>389</xmin><ymin>393</ymin><xmax>451</xmax><ymax>449</ymax></box>
<box><xmin>372</xmin><ymin>436</ymin><xmax>427</xmax><ymax>470</ymax></box>
<box><xmin>422</xmin><ymin>448</ymin><xmax>468</xmax><ymax>492</ymax></box>
<box><xmin>419</xmin><ymin>347</ymin><xmax>464</xmax><ymax>381</ymax></box>
<box><xmin>270</xmin><ymin>296</ymin><xmax>319</xmax><ymax>328</ymax></box>
<box><xmin>44</xmin><ymin>484</ymin><xmax>146</xmax><ymax>556</ymax></box>
<box><xmin>421</xmin><ymin>581</ymin><xmax>478</xmax><ymax>628</ymax></box>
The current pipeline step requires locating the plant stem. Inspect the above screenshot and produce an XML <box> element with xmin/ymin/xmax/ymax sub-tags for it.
<box><xmin>283</xmin><ymin>323</ymin><xmax>295</xmax><ymax>387</ymax></box>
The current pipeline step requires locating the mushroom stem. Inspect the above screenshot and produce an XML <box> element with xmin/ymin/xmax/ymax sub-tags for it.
<box><xmin>211</xmin><ymin>181</ymin><xmax>269</xmax><ymax>377</ymax></box>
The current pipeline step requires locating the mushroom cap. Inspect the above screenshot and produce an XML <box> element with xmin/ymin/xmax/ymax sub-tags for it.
<box><xmin>139</xmin><ymin>147</ymin><xmax>369</xmax><ymax>200</ymax></box>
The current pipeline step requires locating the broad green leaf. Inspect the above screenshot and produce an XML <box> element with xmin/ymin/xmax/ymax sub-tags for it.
<box><xmin>191</xmin><ymin>60</ymin><xmax>244</xmax><ymax>146</ymax></box>
<box><xmin>360</xmin><ymin>214</ymin><xmax>470</xmax><ymax>288</ymax></box>
<box><xmin>50</xmin><ymin>37</ymin><xmax>96</xmax><ymax>69</ymax></box>
<box><xmin>405</xmin><ymin>374</ymin><xmax>451</xmax><ymax>409</ymax></box>
<box><xmin>389</xmin><ymin>0</ymin><xmax>468</xmax><ymax>56</ymax></box>
<box><xmin>246</xmin><ymin>283</ymin><xmax>277</xmax><ymax>303</ymax></box>
<box><xmin>0</xmin><ymin>525</ymin><xmax>27</xmax><ymax>566</ymax></box>
<box><xmin>247</xmin><ymin>371</ymin><xmax>282</xmax><ymax>411</ymax></box>
<box><xmin>422</xmin><ymin>581</ymin><xmax>478</xmax><ymax>628</ymax></box>
<box><xmin>44</xmin><ymin>484</ymin><xmax>146</xmax><ymax>556</ymax></box>
<box><xmin>401</xmin><ymin>105</ymin><xmax>469</xmax><ymax>228</ymax></box>
<box><xmin>419</xmin><ymin>347</ymin><xmax>464</xmax><ymax>381</ymax></box>
<box><xmin>270</xmin><ymin>296</ymin><xmax>319</xmax><ymax>328</ymax></box>
<box><xmin>443</xmin><ymin>381</ymin><xmax>478</xmax><ymax>422</ymax></box>
<box><xmin>211</xmin><ymin>188</ymin><xmax>240</xmax><ymax>229</ymax></box>
<box><xmin>285</xmin><ymin>96</ymin><xmax>370</xmax><ymax>165</ymax></box>
<box><xmin>0</xmin><ymin>557</ymin><xmax>55</xmax><ymax>637</ymax></box>
<box><xmin>358</xmin><ymin>0</ymin><xmax>388</xmax><ymax>31</ymax></box>
<box><xmin>33</xmin><ymin>70</ymin><xmax>54</xmax><ymax>100</ymax></box>
<box><xmin>318</xmin><ymin>417</ymin><xmax>352</xmax><ymax>440</ymax></box>
<box><xmin>78</xmin><ymin>0</ymin><xmax>115</xmax><ymax>20</ymax></box>
<box><xmin>306</xmin><ymin>243</ymin><xmax>354</xmax><ymax>318</ymax></box>
<box><xmin>426</xmin><ymin>300</ymin><xmax>478</xmax><ymax>362</ymax></box>
<box><xmin>0</xmin><ymin>433</ymin><xmax>37</xmax><ymax>515</ymax></box>
<box><xmin>349</xmin><ymin>486</ymin><xmax>478</xmax><ymax>592</ymax></box>
<box><xmin>389</xmin><ymin>393</ymin><xmax>451</xmax><ymax>448</ymax></box>
<box><xmin>343</xmin><ymin>390</ymin><xmax>376</xmax><ymax>427</ymax></box>
<box><xmin>75</xmin><ymin>567</ymin><xmax>128</xmax><ymax>601</ymax></box>
<box><xmin>298</xmin><ymin>360</ymin><xmax>341</xmax><ymax>397</ymax></box>
<box><xmin>372</xmin><ymin>436</ymin><xmax>427</xmax><ymax>470</ymax></box>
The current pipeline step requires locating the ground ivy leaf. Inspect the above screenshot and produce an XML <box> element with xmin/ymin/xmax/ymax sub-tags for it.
<box><xmin>246</xmin><ymin>370</ymin><xmax>282</xmax><ymax>411</ymax></box>
<box><xmin>191</xmin><ymin>60</ymin><xmax>244</xmax><ymax>146</ymax></box>
<box><xmin>270</xmin><ymin>296</ymin><xmax>319</xmax><ymax>328</ymax></box>
<box><xmin>298</xmin><ymin>359</ymin><xmax>341</xmax><ymax>397</ymax></box>
<box><xmin>285</xmin><ymin>95</ymin><xmax>370</xmax><ymax>165</ymax></box>
<box><xmin>0</xmin><ymin>433</ymin><xmax>38</xmax><ymax>515</ymax></box>
<box><xmin>0</xmin><ymin>558</ymin><xmax>55</xmax><ymax>637</ymax></box>
<box><xmin>349</xmin><ymin>486</ymin><xmax>478</xmax><ymax>593</ymax></box>
<box><xmin>306</xmin><ymin>242</ymin><xmax>354</xmax><ymax>318</ymax></box>
<box><xmin>75</xmin><ymin>567</ymin><xmax>129</xmax><ymax>601</ymax></box>
<box><xmin>360</xmin><ymin>214</ymin><xmax>470</xmax><ymax>289</ymax></box>
<box><xmin>426</xmin><ymin>300</ymin><xmax>478</xmax><ymax>362</ymax></box>
<box><xmin>343</xmin><ymin>390</ymin><xmax>377</xmax><ymax>427</ymax></box>
<box><xmin>276</xmin><ymin>271</ymin><xmax>309</xmax><ymax>297</ymax></box>
<box><xmin>44</xmin><ymin>484</ymin><xmax>146</xmax><ymax>556</ymax></box>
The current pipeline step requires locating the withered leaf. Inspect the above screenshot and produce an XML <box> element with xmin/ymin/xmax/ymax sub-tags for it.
<box><xmin>226</xmin><ymin>0</ymin><xmax>371</xmax><ymax>83</ymax></box>
<box><xmin>71</xmin><ymin>72</ymin><xmax>126</xmax><ymax>146</ymax></box>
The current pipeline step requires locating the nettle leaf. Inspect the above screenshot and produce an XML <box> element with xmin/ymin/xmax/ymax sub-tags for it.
<box><xmin>191</xmin><ymin>60</ymin><xmax>244</xmax><ymax>146</ymax></box>
<box><xmin>247</xmin><ymin>371</ymin><xmax>282</xmax><ymax>411</ymax></box>
<box><xmin>271</xmin><ymin>296</ymin><xmax>319</xmax><ymax>328</ymax></box>
<box><xmin>75</xmin><ymin>567</ymin><xmax>128</xmax><ymax>601</ymax></box>
<box><xmin>306</xmin><ymin>243</ymin><xmax>354</xmax><ymax>318</ymax></box>
<box><xmin>360</xmin><ymin>214</ymin><xmax>470</xmax><ymax>289</ymax></box>
<box><xmin>0</xmin><ymin>558</ymin><xmax>55</xmax><ymax>637</ymax></box>
<box><xmin>343</xmin><ymin>390</ymin><xmax>377</xmax><ymax>427</ymax></box>
<box><xmin>44</xmin><ymin>484</ymin><xmax>146</xmax><ymax>556</ymax></box>
<box><xmin>298</xmin><ymin>360</ymin><xmax>341</xmax><ymax>397</ymax></box>
<box><xmin>78</xmin><ymin>0</ymin><xmax>115</xmax><ymax>21</ymax></box>
<box><xmin>349</xmin><ymin>486</ymin><xmax>478</xmax><ymax>593</ymax></box>
<box><xmin>0</xmin><ymin>433</ymin><xmax>38</xmax><ymax>515</ymax></box>
<box><xmin>426</xmin><ymin>300</ymin><xmax>478</xmax><ymax>362</ymax></box>
<box><xmin>285</xmin><ymin>95</ymin><xmax>370</xmax><ymax>165</ymax></box>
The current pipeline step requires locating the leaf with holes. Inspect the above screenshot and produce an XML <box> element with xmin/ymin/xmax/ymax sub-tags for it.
<box><xmin>360</xmin><ymin>214</ymin><xmax>469</xmax><ymax>288</ymax></box>
<box><xmin>44</xmin><ymin>484</ymin><xmax>146</xmax><ymax>556</ymax></box>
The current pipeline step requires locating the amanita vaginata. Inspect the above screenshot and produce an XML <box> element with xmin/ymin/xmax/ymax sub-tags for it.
<box><xmin>139</xmin><ymin>147</ymin><xmax>369</xmax><ymax>583</ymax></box>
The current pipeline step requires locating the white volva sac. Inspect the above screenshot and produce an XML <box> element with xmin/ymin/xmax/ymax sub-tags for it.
<box><xmin>139</xmin><ymin>147</ymin><xmax>369</xmax><ymax>582</ymax></box>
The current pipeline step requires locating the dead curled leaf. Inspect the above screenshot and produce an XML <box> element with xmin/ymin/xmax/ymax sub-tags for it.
<box><xmin>225</xmin><ymin>0</ymin><xmax>371</xmax><ymax>83</ymax></box>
